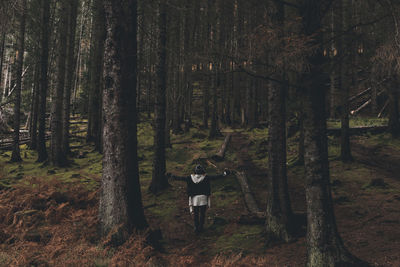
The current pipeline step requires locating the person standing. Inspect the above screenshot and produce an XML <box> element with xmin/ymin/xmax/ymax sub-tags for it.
<box><xmin>167</xmin><ymin>164</ymin><xmax>230</xmax><ymax>233</ymax></box>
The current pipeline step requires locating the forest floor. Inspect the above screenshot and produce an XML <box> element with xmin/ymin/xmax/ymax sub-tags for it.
<box><xmin>0</xmin><ymin>119</ymin><xmax>399</xmax><ymax>266</ymax></box>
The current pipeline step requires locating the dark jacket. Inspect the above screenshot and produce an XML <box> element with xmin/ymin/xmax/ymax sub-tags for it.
<box><xmin>170</xmin><ymin>173</ymin><xmax>226</xmax><ymax>197</ymax></box>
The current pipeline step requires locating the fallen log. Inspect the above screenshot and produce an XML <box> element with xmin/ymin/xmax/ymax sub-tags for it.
<box><xmin>69</xmin><ymin>121</ymin><xmax>87</xmax><ymax>125</ymax></box>
<box><xmin>0</xmin><ymin>135</ymin><xmax>51</xmax><ymax>150</ymax></box>
<box><xmin>234</xmin><ymin>170</ymin><xmax>265</xmax><ymax>218</ymax></box>
<box><xmin>348</xmin><ymin>87</ymin><xmax>371</xmax><ymax>102</ymax></box>
<box><xmin>351</xmin><ymin>99</ymin><xmax>371</xmax><ymax>115</ymax></box>
<box><xmin>212</xmin><ymin>133</ymin><xmax>232</xmax><ymax>161</ymax></box>
<box><xmin>350</xmin><ymin>90</ymin><xmax>384</xmax><ymax>115</ymax></box>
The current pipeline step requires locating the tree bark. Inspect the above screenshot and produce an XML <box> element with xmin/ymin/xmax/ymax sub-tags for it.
<box><xmin>0</xmin><ymin>30</ymin><xmax>5</xmax><ymax>103</ymax></box>
<box><xmin>338</xmin><ymin>0</ymin><xmax>352</xmax><ymax>162</ymax></box>
<box><xmin>29</xmin><ymin>62</ymin><xmax>40</xmax><ymax>150</ymax></box>
<box><xmin>37</xmin><ymin>0</ymin><xmax>50</xmax><ymax>162</ymax></box>
<box><xmin>202</xmin><ymin>82</ymin><xmax>209</xmax><ymax>128</ymax></box>
<box><xmin>209</xmin><ymin>71</ymin><xmax>221</xmax><ymax>138</ymax></box>
<box><xmin>11</xmin><ymin>0</ymin><xmax>27</xmax><ymax>163</ymax></box>
<box><xmin>300</xmin><ymin>2</ymin><xmax>365</xmax><ymax>266</ymax></box>
<box><xmin>62</xmin><ymin>0</ymin><xmax>79</xmax><ymax>155</ymax></box>
<box><xmin>388</xmin><ymin>78</ymin><xmax>400</xmax><ymax>138</ymax></box>
<box><xmin>99</xmin><ymin>0</ymin><xmax>148</xmax><ymax>242</ymax></box>
<box><xmin>50</xmin><ymin>0</ymin><xmax>68</xmax><ymax>167</ymax></box>
<box><xmin>149</xmin><ymin>0</ymin><xmax>169</xmax><ymax>194</ymax></box>
<box><xmin>265</xmin><ymin>0</ymin><xmax>294</xmax><ymax>242</ymax></box>
<box><xmin>87</xmin><ymin>0</ymin><xmax>106</xmax><ymax>152</ymax></box>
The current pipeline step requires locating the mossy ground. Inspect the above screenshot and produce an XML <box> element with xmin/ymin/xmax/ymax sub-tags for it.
<box><xmin>0</xmin><ymin>118</ymin><xmax>399</xmax><ymax>266</ymax></box>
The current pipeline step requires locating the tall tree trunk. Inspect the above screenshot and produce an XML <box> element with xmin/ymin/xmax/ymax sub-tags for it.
<box><xmin>300</xmin><ymin>2</ymin><xmax>364</xmax><ymax>266</ymax></box>
<box><xmin>298</xmin><ymin>112</ymin><xmax>305</xmax><ymax>165</ymax></box>
<box><xmin>37</xmin><ymin>0</ymin><xmax>51</xmax><ymax>162</ymax></box>
<box><xmin>209</xmin><ymin>71</ymin><xmax>221</xmax><ymax>138</ymax></box>
<box><xmin>99</xmin><ymin>0</ymin><xmax>148</xmax><ymax>242</ymax></box>
<box><xmin>266</xmin><ymin>79</ymin><xmax>294</xmax><ymax>242</ymax></box>
<box><xmin>11</xmin><ymin>0</ymin><xmax>27</xmax><ymax>163</ymax></box>
<box><xmin>0</xmin><ymin>30</ymin><xmax>5</xmax><ymax>103</ymax></box>
<box><xmin>265</xmin><ymin>0</ymin><xmax>294</xmax><ymax>242</ymax></box>
<box><xmin>388</xmin><ymin>78</ymin><xmax>400</xmax><ymax>138</ymax></box>
<box><xmin>149</xmin><ymin>0</ymin><xmax>169</xmax><ymax>194</ymax></box>
<box><xmin>50</xmin><ymin>0</ymin><xmax>69</xmax><ymax>167</ymax></box>
<box><xmin>338</xmin><ymin>0</ymin><xmax>352</xmax><ymax>162</ymax></box>
<box><xmin>202</xmin><ymin>83</ymin><xmax>209</xmax><ymax>128</ymax></box>
<box><xmin>87</xmin><ymin>0</ymin><xmax>106</xmax><ymax>151</ymax></box>
<box><xmin>29</xmin><ymin>62</ymin><xmax>40</xmax><ymax>150</ymax></box>
<box><xmin>62</xmin><ymin>0</ymin><xmax>79</xmax><ymax>155</ymax></box>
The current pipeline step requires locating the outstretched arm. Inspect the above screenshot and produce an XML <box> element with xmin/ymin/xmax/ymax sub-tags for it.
<box><xmin>207</xmin><ymin>169</ymin><xmax>231</xmax><ymax>180</ymax></box>
<box><xmin>166</xmin><ymin>173</ymin><xmax>189</xmax><ymax>182</ymax></box>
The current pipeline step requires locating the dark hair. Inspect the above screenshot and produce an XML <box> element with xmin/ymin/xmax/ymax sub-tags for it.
<box><xmin>194</xmin><ymin>164</ymin><xmax>205</xmax><ymax>174</ymax></box>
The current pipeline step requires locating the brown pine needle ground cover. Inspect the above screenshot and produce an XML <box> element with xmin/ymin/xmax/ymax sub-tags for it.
<box><xmin>0</xmin><ymin>121</ymin><xmax>399</xmax><ymax>266</ymax></box>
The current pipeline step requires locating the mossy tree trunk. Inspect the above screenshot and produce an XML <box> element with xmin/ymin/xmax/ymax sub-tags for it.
<box><xmin>11</xmin><ymin>0</ymin><xmax>27</xmax><ymax>163</ymax></box>
<box><xmin>300</xmin><ymin>1</ymin><xmax>365</xmax><ymax>266</ymax></box>
<box><xmin>99</xmin><ymin>0</ymin><xmax>148</xmax><ymax>243</ymax></box>
<box><xmin>149</xmin><ymin>0</ymin><xmax>169</xmax><ymax>194</ymax></box>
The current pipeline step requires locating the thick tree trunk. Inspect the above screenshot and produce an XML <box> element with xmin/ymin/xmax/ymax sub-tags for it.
<box><xmin>99</xmin><ymin>0</ymin><xmax>148</xmax><ymax>242</ymax></box>
<box><xmin>50</xmin><ymin>0</ymin><xmax>68</xmax><ymax>167</ymax></box>
<box><xmin>62</xmin><ymin>0</ymin><xmax>79</xmax><ymax>155</ymax></box>
<box><xmin>300</xmin><ymin>2</ymin><xmax>364</xmax><ymax>266</ymax></box>
<box><xmin>11</xmin><ymin>0</ymin><xmax>27</xmax><ymax>163</ymax></box>
<box><xmin>37</xmin><ymin>0</ymin><xmax>51</xmax><ymax>162</ymax></box>
<box><xmin>266</xmin><ymin>80</ymin><xmax>294</xmax><ymax>242</ymax></box>
<box><xmin>149</xmin><ymin>0</ymin><xmax>169</xmax><ymax>194</ymax></box>
<box><xmin>265</xmin><ymin>0</ymin><xmax>294</xmax><ymax>242</ymax></box>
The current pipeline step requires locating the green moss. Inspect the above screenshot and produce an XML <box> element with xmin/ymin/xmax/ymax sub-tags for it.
<box><xmin>145</xmin><ymin>189</ymin><xmax>178</xmax><ymax>220</ymax></box>
<box><xmin>213</xmin><ymin>225</ymin><xmax>264</xmax><ymax>254</ymax></box>
<box><xmin>327</xmin><ymin>117</ymin><xmax>388</xmax><ymax>129</ymax></box>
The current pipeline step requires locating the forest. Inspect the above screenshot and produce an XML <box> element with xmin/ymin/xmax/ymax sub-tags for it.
<box><xmin>0</xmin><ymin>0</ymin><xmax>400</xmax><ymax>266</ymax></box>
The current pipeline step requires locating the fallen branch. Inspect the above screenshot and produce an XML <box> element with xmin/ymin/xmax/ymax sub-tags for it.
<box><xmin>351</xmin><ymin>99</ymin><xmax>372</xmax><ymax>115</ymax></box>
<box><xmin>234</xmin><ymin>170</ymin><xmax>265</xmax><ymax>218</ymax></box>
<box><xmin>378</xmin><ymin>99</ymin><xmax>389</xmax><ymax>118</ymax></box>
<box><xmin>212</xmin><ymin>133</ymin><xmax>232</xmax><ymax>161</ymax></box>
<box><xmin>350</xmin><ymin>90</ymin><xmax>384</xmax><ymax>115</ymax></box>
<box><xmin>348</xmin><ymin>87</ymin><xmax>371</xmax><ymax>102</ymax></box>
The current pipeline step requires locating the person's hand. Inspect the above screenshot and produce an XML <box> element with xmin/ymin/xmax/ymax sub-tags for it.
<box><xmin>223</xmin><ymin>169</ymin><xmax>231</xmax><ymax>176</ymax></box>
